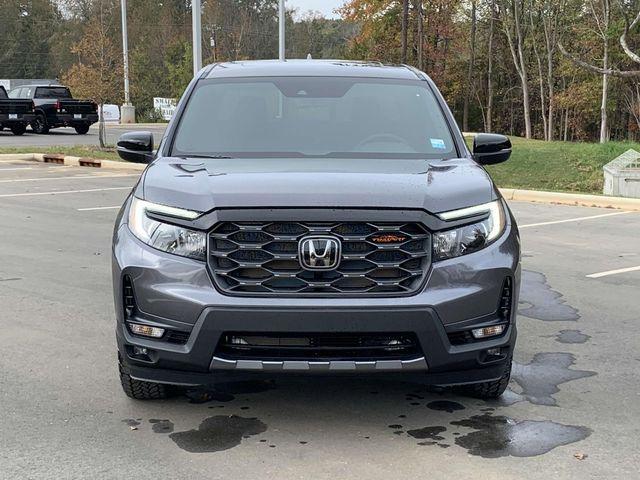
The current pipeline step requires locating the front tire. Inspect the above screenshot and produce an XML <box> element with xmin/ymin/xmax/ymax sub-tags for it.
<box><xmin>31</xmin><ymin>114</ymin><xmax>49</xmax><ymax>134</ymax></box>
<box><xmin>119</xmin><ymin>361</ymin><xmax>171</xmax><ymax>400</ymax></box>
<box><xmin>74</xmin><ymin>124</ymin><xmax>90</xmax><ymax>135</ymax></box>
<box><xmin>457</xmin><ymin>357</ymin><xmax>512</xmax><ymax>399</ymax></box>
<box><xmin>11</xmin><ymin>124</ymin><xmax>27</xmax><ymax>136</ymax></box>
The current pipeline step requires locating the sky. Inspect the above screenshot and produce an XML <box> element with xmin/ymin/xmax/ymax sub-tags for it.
<box><xmin>287</xmin><ymin>0</ymin><xmax>346</xmax><ymax>19</ymax></box>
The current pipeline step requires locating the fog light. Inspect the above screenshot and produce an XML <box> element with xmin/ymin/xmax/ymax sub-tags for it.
<box><xmin>486</xmin><ymin>348</ymin><xmax>501</xmax><ymax>356</ymax></box>
<box><xmin>129</xmin><ymin>323</ymin><xmax>165</xmax><ymax>338</ymax></box>
<box><xmin>471</xmin><ymin>324</ymin><xmax>505</xmax><ymax>339</ymax></box>
<box><xmin>133</xmin><ymin>346</ymin><xmax>148</xmax><ymax>356</ymax></box>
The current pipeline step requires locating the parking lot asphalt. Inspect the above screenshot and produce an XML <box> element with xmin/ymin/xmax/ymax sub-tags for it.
<box><xmin>0</xmin><ymin>159</ymin><xmax>639</xmax><ymax>480</ymax></box>
<box><xmin>0</xmin><ymin>123</ymin><xmax>167</xmax><ymax>147</ymax></box>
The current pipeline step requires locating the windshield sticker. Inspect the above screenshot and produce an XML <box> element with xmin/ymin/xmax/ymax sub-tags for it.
<box><xmin>430</xmin><ymin>138</ymin><xmax>447</xmax><ymax>150</ymax></box>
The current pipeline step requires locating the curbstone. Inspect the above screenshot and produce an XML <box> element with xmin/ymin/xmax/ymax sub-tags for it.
<box><xmin>500</xmin><ymin>188</ymin><xmax>640</xmax><ymax>212</ymax></box>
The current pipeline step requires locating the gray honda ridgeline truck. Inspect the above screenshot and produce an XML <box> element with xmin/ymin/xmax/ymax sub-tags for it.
<box><xmin>113</xmin><ymin>60</ymin><xmax>520</xmax><ymax>400</ymax></box>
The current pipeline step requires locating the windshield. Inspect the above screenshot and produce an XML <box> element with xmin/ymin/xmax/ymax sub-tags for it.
<box><xmin>171</xmin><ymin>77</ymin><xmax>457</xmax><ymax>159</ymax></box>
<box><xmin>35</xmin><ymin>87</ymin><xmax>71</xmax><ymax>99</ymax></box>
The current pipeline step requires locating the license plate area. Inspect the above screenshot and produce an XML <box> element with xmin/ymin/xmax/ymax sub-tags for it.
<box><xmin>74</xmin><ymin>113</ymin><xmax>82</xmax><ymax>119</ymax></box>
<box><xmin>8</xmin><ymin>114</ymin><xmax>17</xmax><ymax>120</ymax></box>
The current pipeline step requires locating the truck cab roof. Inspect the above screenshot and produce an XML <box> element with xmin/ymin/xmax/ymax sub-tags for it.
<box><xmin>204</xmin><ymin>59</ymin><xmax>428</xmax><ymax>81</ymax></box>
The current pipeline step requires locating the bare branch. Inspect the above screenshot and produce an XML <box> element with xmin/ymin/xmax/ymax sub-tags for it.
<box><xmin>558</xmin><ymin>42</ymin><xmax>640</xmax><ymax>77</ymax></box>
<box><xmin>619</xmin><ymin>9</ymin><xmax>640</xmax><ymax>65</ymax></box>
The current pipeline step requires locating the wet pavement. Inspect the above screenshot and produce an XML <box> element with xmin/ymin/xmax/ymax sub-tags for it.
<box><xmin>0</xmin><ymin>160</ymin><xmax>639</xmax><ymax>479</ymax></box>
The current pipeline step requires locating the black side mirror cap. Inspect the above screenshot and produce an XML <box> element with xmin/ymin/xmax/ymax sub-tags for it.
<box><xmin>473</xmin><ymin>133</ymin><xmax>512</xmax><ymax>165</ymax></box>
<box><xmin>117</xmin><ymin>131</ymin><xmax>154</xmax><ymax>163</ymax></box>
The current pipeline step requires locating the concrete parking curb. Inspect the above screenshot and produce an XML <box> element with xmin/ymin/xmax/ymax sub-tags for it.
<box><xmin>2</xmin><ymin>153</ymin><xmax>640</xmax><ymax>211</ymax></box>
<box><xmin>0</xmin><ymin>153</ymin><xmax>146</xmax><ymax>171</ymax></box>
<box><xmin>500</xmin><ymin>188</ymin><xmax>640</xmax><ymax>211</ymax></box>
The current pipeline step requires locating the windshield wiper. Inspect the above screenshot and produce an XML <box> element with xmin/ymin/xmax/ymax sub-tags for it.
<box><xmin>176</xmin><ymin>154</ymin><xmax>234</xmax><ymax>159</ymax></box>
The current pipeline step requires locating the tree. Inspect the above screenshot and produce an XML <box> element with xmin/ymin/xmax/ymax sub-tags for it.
<box><xmin>463</xmin><ymin>0</ymin><xmax>477</xmax><ymax>132</ymax></box>
<box><xmin>498</xmin><ymin>0</ymin><xmax>533</xmax><ymax>139</ymax></box>
<box><xmin>61</xmin><ymin>2</ymin><xmax>123</xmax><ymax>147</ymax></box>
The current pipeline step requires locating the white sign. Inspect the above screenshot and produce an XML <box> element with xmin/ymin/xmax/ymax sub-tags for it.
<box><xmin>99</xmin><ymin>104</ymin><xmax>120</xmax><ymax>123</ymax></box>
<box><xmin>153</xmin><ymin>97</ymin><xmax>177</xmax><ymax>121</ymax></box>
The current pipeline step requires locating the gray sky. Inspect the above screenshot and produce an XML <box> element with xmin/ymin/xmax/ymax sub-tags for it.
<box><xmin>287</xmin><ymin>0</ymin><xmax>346</xmax><ymax>18</ymax></box>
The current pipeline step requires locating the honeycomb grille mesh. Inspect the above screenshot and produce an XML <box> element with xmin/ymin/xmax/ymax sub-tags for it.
<box><xmin>208</xmin><ymin>221</ymin><xmax>431</xmax><ymax>295</ymax></box>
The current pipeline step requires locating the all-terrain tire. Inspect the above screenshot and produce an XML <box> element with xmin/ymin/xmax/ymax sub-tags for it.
<box><xmin>32</xmin><ymin>114</ymin><xmax>49</xmax><ymax>134</ymax></box>
<box><xmin>119</xmin><ymin>362</ymin><xmax>170</xmax><ymax>400</ymax></box>
<box><xmin>74</xmin><ymin>124</ymin><xmax>90</xmax><ymax>134</ymax></box>
<box><xmin>457</xmin><ymin>357</ymin><xmax>512</xmax><ymax>399</ymax></box>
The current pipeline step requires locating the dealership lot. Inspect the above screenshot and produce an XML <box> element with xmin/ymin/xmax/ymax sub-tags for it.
<box><xmin>0</xmin><ymin>159</ymin><xmax>639</xmax><ymax>480</ymax></box>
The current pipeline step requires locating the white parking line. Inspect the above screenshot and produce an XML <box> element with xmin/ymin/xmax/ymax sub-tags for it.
<box><xmin>77</xmin><ymin>206</ymin><xmax>121</xmax><ymax>211</ymax></box>
<box><xmin>0</xmin><ymin>167</ymin><xmax>34</xmax><ymax>171</ymax></box>
<box><xmin>586</xmin><ymin>265</ymin><xmax>640</xmax><ymax>278</ymax></box>
<box><xmin>0</xmin><ymin>173</ymin><xmax>139</xmax><ymax>183</ymax></box>
<box><xmin>519</xmin><ymin>211</ymin><xmax>633</xmax><ymax>228</ymax></box>
<box><xmin>0</xmin><ymin>187</ymin><xmax>131</xmax><ymax>198</ymax></box>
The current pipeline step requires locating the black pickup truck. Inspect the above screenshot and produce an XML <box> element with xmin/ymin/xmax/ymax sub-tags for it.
<box><xmin>0</xmin><ymin>86</ymin><xmax>35</xmax><ymax>135</ymax></box>
<box><xmin>9</xmin><ymin>85</ymin><xmax>98</xmax><ymax>134</ymax></box>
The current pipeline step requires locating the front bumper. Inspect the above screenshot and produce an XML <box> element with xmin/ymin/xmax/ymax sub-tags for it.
<box><xmin>113</xmin><ymin>205</ymin><xmax>520</xmax><ymax>387</ymax></box>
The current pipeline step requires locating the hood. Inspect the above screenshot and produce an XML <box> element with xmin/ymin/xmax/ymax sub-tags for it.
<box><xmin>140</xmin><ymin>157</ymin><xmax>498</xmax><ymax>214</ymax></box>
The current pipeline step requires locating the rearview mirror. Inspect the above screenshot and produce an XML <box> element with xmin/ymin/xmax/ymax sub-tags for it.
<box><xmin>473</xmin><ymin>133</ymin><xmax>512</xmax><ymax>165</ymax></box>
<box><xmin>117</xmin><ymin>131</ymin><xmax>154</xmax><ymax>163</ymax></box>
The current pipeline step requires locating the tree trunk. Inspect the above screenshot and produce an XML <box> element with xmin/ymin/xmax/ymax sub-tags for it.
<box><xmin>600</xmin><ymin>41</ymin><xmax>609</xmax><ymax>143</ymax></box>
<box><xmin>401</xmin><ymin>0</ymin><xmax>409</xmax><ymax>63</ymax></box>
<box><xmin>416</xmin><ymin>1</ymin><xmax>424</xmax><ymax>70</ymax></box>
<box><xmin>486</xmin><ymin>1</ymin><xmax>495</xmax><ymax>132</ymax></box>
<box><xmin>99</xmin><ymin>103</ymin><xmax>105</xmax><ymax>148</ymax></box>
<box><xmin>531</xmin><ymin>9</ymin><xmax>548</xmax><ymax>140</ymax></box>
<box><xmin>463</xmin><ymin>0</ymin><xmax>477</xmax><ymax>132</ymax></box>
<box><xmin>501</xmin><ymin>0</ymin><xmax>532</xmax><ymax>139</ymax></box>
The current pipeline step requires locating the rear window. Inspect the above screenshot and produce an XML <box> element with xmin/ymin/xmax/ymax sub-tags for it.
<box><xmin>172</xmin><ymin>76</ymin><xmax>457</xmax><ymax>160</ymax></box>
<box><xmin>0</xmin><ymin>87</ymin><xmax>7</xmax><ymax>99</ymax></box>
<box><xmin>35</xmin><ymin>87</ymin><xmax>72</xmax><ymax>99</ymax></box>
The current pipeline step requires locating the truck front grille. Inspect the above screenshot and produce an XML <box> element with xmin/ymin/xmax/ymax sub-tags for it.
<box><xmin>208</xmin><ymin>221</ymin><xmax>431</xmax><ymax>295</ymax></box>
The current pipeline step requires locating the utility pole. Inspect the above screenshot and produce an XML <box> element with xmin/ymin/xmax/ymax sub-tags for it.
<box><xmin>192</xmin><ymin>0</ymin><xmax>202</xmax><ymax>75</ymax></box>
<box><xmin>279</xmin><ymin>0</ymin><xmax>285</xmax><ymax>61</ymax></box>
<box><xmin>120</xmin><ymin>0</ymin><xmax>135</xmax><ymax>123</ymax></box>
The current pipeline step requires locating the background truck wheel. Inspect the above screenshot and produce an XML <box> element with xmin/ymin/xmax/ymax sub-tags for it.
<box><xmin>119</xmin><ymin>362</ymin><xmax>171</xmax><ymax>400</ymax></box>
<box><xmin>456</xmin><ymin>356</ymin><xmax>512</xmax><ymax>399</ymax></box>
<box><xmin>74</xmin><ymin>124</ymin><xmax>89</xmax><ymax>135</ymax></box>
<box><xmin>31</xmin><ymin>114</ymin><xmax>49</xmax><ymax>134</ymax></box>
<box><xmin>10</xmin><ymin>124</ymin><xmax>27</xmax><ymax>136</ymax></box>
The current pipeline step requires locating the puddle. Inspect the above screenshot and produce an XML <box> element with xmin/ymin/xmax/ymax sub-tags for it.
<box><xmin>169</xmin><ymin>415</ymin><xmax>267</xmax><ymax>453</ymax></box>
<box><xmin>555</xmin><ymin>330</ymin><xmax>591</xmax><ymax>344</ymax></box>
<box><xmin>519</xmin><ymin>270</ymin><xmax>580</xmax><ymax>321</ymax></box>
<box><xmin>407</xmin><ymin>426</ymin><xmax>446</xmax><ymax>442</ymax></box>
<box><xmin>426</xmin><ymin>400</ymin><xmax>465</xmax><ymax>413</ymax></box>
<box><xmin>451</xmin><ymin>414</ymin><xmax>591</xmax><ymax>458</ymax></box>
<box><xmin>149</xmin><ymin>419</ymin><xmax>174</xmax><ymax>434</ymax></box>
<box><xmin>512</xmin><ymin>353</ymin><xmax>596</xmax><ymax>406</ymax></box>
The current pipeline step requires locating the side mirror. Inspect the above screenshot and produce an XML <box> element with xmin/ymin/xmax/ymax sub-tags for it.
<box><xmin>117</xmin><ymin>131</ymin><xmax>154</xmax><ymax>163</ymax></box>
<box><xmin>473</xmin><ymin>133</ymin><xmax>512</xmax><ymax>165</ymax></box>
